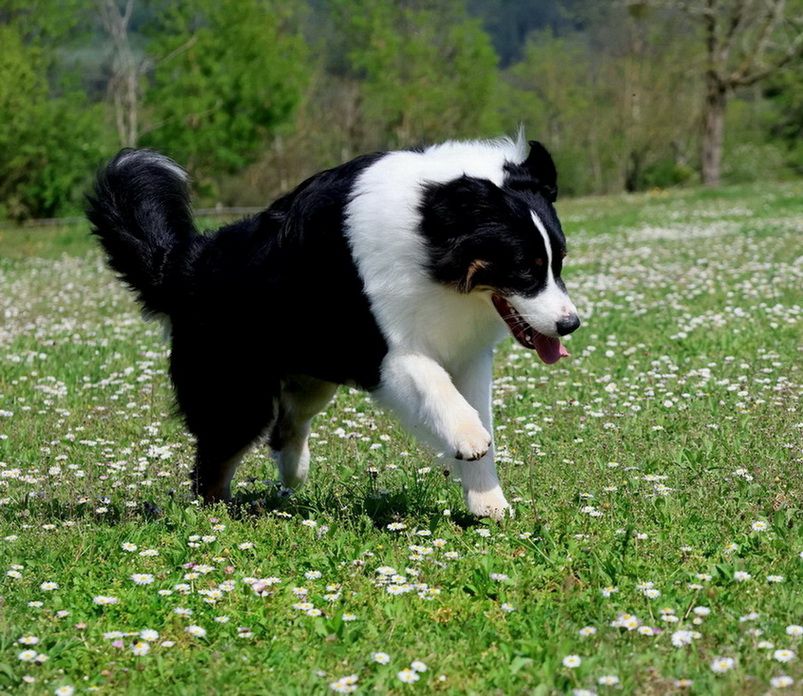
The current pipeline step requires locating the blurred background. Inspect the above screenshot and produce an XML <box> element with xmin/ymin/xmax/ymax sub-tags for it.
<box><xmin>0</xmin><ymin>0</ymin><xmax>801</xmax><ymax>221</ymax></box>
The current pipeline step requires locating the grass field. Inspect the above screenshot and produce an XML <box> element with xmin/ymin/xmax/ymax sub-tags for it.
<box><xmin>0</xmin><ymin>181</ymin><xmax>801</xmax><ymax>695</ymax></box>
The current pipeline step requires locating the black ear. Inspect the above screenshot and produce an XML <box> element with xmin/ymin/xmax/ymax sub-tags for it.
<box><xmin>419</xmin><ymin>175</ymin><xmax>506</xmax><ymax>291</ymax></box>
<box><xmin>522</xmin><ymin>140</ymin><xmax>558</xmax><ymax>202</ymax></box>
<box><xmin>420</xmin><ymin>175</ymin><xmax>506</xmax><ymax>239</ymax></box>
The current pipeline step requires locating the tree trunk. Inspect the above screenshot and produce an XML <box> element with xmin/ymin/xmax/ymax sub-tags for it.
<box><xmin>701</xmin><ymin>77</ymin><xmax>727</xmax><ymax>186</ymax></box>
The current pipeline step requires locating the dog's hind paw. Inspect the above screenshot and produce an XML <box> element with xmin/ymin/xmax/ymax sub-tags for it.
<box><xmin>465</xmin><ymin>488</ymin><xmax>512</xmax><ymax>521</ymax></box>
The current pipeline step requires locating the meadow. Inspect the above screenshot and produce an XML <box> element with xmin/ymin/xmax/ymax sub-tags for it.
<box><xmin>0</xmin><ymin>181</ymin><xmax>801</xmax><ymax>695</ymax></box>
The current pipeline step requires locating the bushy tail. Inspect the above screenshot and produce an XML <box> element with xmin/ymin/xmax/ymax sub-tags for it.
<box><xmin>86</xmin><ymin>149</ymin><xmax>198</xmax><ymax>316</ymax></box>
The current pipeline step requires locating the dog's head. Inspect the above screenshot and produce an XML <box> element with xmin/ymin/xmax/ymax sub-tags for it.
<box><xmin>420</xmin><ymin>141</ymin><xmax>580</xmax><ymax>364</ymax></box>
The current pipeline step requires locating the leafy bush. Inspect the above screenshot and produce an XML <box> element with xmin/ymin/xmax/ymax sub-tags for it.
<box><xmin>0</xmin><ymin>24</ymin><xmax>111</xmax><ymax>219</ymax></box>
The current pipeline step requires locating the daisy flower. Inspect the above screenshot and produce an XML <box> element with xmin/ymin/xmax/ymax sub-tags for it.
<box><xmin>770</xmin><ymin>675</ymin><xmax>794</xmax><ymax>688</ymax></box>
<box><xmin>131</xmin><ymin>642</ymin><xmax>150</xmax><ymax>656</ymax></box>
<box><xmin>93</xmin><ymin>595</ymin><xmax>120</xmax><ymax>606</ymax></box>
<box><xmin>710</xmin><ymin>657</ymin><xmax>735</xmax><ymax>673</ymax></box>
<box><xmin>130</xmin><ymin>573</ymin><xmax>154</xmax><ymax>585</ymax></box>
<box><xmin>329</xmin><ymin>674</ymin><xmax>358</xmax><ymax>693</ymax></box>
<box><xmin>397</xmin><ymin>668</ymin><xmax>420</xmax><ymax>684</ymax></box>
<box><xmin>773</xmin><ymin>649</ymin><xmax>796</xmax><ymax>663</ymax></box>
<box><xmin>671</xmin><ymin>630</ymin><xmax>696</xmax><ymax>647</ymax></box>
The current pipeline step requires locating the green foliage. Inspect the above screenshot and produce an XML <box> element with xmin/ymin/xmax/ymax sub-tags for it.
<box><xmin>0</xmin><ymin>0</ymin><xmax>800</xmax><ymax>218</ymax></box>
<box><xmin>766</xmin><ymin>63</ymin><xmax>803</xmax><ymax>175</ymax></box>
<box><xmin>501</xmin><ymin>13</ymin><xmax>701</xmax><ymax>196</ymax></box>
<box><xmin>141</xmin><ymin>0</ymin><xmax>309</xmax><ymax>180</ymax></box>
<box><xmin>0</xmin><ymin>23</ymin><xmax>110</xmax><ymax>219</ymax></box>
<box><xmin>0</xmin><ymin>0</ymin><xmax>91</xmax><ymax>44</ymax></box>
<box><xmin>331</xmin><ymin>0</ymin><xmax>499</xmax><ymax>148</ymax></box>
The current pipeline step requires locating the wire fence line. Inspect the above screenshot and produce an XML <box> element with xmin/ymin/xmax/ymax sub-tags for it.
<box><xmin>0</xmin><ymin>206</ymin><xmax>265</xmax><ymax>230</ymax></box>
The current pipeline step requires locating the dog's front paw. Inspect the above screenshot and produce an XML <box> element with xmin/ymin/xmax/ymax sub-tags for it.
<box><xmin>452</xmin><ymin>418</ymin><xmax>492</xmax><ymax>461</ymax></box>
<box><xmin>465</xmin><ymin>488</ymin><xmax>512</xmax><ymax>521</ymax></box>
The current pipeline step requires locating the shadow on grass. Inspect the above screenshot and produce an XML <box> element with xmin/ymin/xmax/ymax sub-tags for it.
<box><xmin>3</xmin><ymin>472</ymin><xmax>484</xmax><ymax>532</ymax></box>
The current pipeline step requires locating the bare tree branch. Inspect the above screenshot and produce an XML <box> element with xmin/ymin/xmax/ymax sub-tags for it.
<box><xmin>155</xmin><ymin>35</ymin><xmax>199</xmax><ymax>66</ymax></box>
<box><xmin>730</xmin><ymin>28</ymin><xmax>803</xmax><ymax>86</ymax></box>
<box><xmin>728</xmin><ymin>0</ymin><xmax>786</xmax><ymax>86</ymax></box>
<box><xmin>719</xmin><ymin>0</ymin><xmax>755</xmax><ymax>67</ymax></box>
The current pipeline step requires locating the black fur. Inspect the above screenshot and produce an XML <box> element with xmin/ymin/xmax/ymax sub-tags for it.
<box><xmin>87</xmin><ymin>150</ymin><xmax>388</xmax><ymax>500</ymax></box>
<box><xmin>87</xmin><ymin>140</ymin><xmax>568</xmax><ymax>504</ymax></box>
<box><xmin>419</xmin><ymin>142</ymin><xmax>566</xmax><ymax>299</ymax></box>
<box><xmin>86</xmin><ymin>151</ymin><xmax>198</xmax><ymax>315</ymax></box>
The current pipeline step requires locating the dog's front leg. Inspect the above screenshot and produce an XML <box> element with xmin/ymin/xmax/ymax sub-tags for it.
<box><xmin>374</xmin><ymin>352</ymin><xmax>492</xmax><ymax>462</ymax></box>
<box><xmin>450</xmin><ymin>348</ymin><xmax>511</xmax><ymax>521</ymax></box>
<box><xmin>373</xmin><ymin>351</ymin><xmax>510</xmax><ymax>520</ymax></box>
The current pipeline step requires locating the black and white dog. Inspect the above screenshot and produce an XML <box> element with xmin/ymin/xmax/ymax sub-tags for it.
<box><xmin>87</xmin><ymin>136</ymin><xmax>580</xmax><ymax>519</ymax></box>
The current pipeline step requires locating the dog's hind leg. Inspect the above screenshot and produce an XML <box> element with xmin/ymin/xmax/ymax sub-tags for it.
<box><xmin>170</xmin><ymin>336</ymin><xmax>279</xmax><ymax>503</ymax></box>
<box><xmin>449</xmin><ymin>349</ymin><xmax>511</xmax><ymax>520</ymax></box>
<box><xmin>192</xmin><ymin>439</ymin><xmax>253</xmax><ymax>503</ymax></box>
<box><xmin>189</xmin><ymin>394</ymin><xmax>279</xmax><ymax>502</ymax></box>
<box><xmin>269</xmin><ymin>376</ymin><xmax>337</xmax><ymax>490</ymax></box>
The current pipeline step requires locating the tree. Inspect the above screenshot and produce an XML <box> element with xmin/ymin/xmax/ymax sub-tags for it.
<box><xmin>140</xmin><ymin>0</ymin><xmax>309</xmax><ymax>185</ymax></box>
<box><xmin>765</xmin><ymin>57</ymin><xmax>803</xmax><ymax>172</ymax></box>
<box><xmin>98</xmin><ymin>0</ymin><xmax>144</xmax><ymax>148</ymax></box>
<box><xmin>330</xmin><ymin>0</ymin><xmax>499</xmax><ymax>151</ymax></box>
<box><xmin>685</xmin><ymin>0</ymin><xmax>803</xmax><ymax>185</ymax></box>
<box><xmin>0</xmin><ymin>5</ymin><xmax>111</xmax><ymax>218</ymax></box>
<box><xmin>501</xmin><ymin>9</ymin><xmax>699</xmax><ymax>196</ymax></box>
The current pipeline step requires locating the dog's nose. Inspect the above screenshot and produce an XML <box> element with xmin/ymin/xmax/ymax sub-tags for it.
<box><xmin>556</xmin><ymin>313</ymin><xmax>581</xmax><ymax>336</ymax></box>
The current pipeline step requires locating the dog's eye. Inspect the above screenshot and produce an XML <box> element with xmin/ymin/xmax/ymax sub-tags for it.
<box><xmin>534</xmin><ymin>257</ymin><xmax>544</xmax><ymax>267</ymax></box>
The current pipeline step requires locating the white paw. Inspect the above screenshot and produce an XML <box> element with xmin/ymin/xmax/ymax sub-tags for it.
<box><xmin>450</xmin><ymin>415</ymin><xmax>492</xmax><ymax>461</ymax></box>
<box><xmin>465</xmin><ymin>488</ymin><xmax>512</xmax><ymax>521</ymax></box>
<box><xmin>276</xmin><ymin>443</ymin><xmax>310</xmax><ymax>490</ymax></box>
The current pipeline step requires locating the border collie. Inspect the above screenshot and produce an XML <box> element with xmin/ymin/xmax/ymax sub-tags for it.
<box><xmin>87</xmin><ymin>135</ymin><xmax>580</xmax><ymax>520</ymax></box>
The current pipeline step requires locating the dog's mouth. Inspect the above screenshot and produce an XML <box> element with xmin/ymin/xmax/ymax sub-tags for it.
<box><xmin>491</xmin><ymin>294</ymin><xmax>569</xmax><ymax>364</ymax></box>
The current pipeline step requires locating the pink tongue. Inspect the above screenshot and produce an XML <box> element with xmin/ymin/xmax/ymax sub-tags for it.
<box><xmin>533</xmin><ymin>334</ymin><xmax>570</xmax><ymax>364</ymax></box>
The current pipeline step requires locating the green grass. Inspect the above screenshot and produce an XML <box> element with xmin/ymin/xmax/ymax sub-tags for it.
<box><xmin>0</xmin><ymin>181</ymin><xmax>801</xmax><ymax>695</ymax></box>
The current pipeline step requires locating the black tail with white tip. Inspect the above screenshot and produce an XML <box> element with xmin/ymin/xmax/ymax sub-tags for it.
<box><xmin>86</xmin><ymin>149</ymin><xmax>197</xmax><ymax>316</ymax></box>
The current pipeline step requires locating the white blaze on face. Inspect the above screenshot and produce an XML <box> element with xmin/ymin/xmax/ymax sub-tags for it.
<box><xmin>509</xmin><ymin>211</ymin><xmax>577</xmax><ymax>338</ymax></box>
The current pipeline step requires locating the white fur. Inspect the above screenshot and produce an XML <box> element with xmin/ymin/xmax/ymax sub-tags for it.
<box><xmin>509</xmin><ymin>211</ymin><xmax>578</xmax><ymax>337</ymax></box>
<box><xmin>116</xmin><ymin>150</ymin><xmax>189</xmax><ymax>182</ymax></box>
<box><xmin>273</xmin><ymin>377</ymin><xmax>337</xmax><ymax>490</ymax></box>
<box><xmin>344</xmin><ymin>137</ymin><xmax>539</xmax><ymax>519</ymax></box>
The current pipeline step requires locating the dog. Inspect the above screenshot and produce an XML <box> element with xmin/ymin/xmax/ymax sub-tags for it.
<box><xmin>87</xmin><ymin>135</ymin><xmax>580</xmax><ymax>520</ymax></box>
